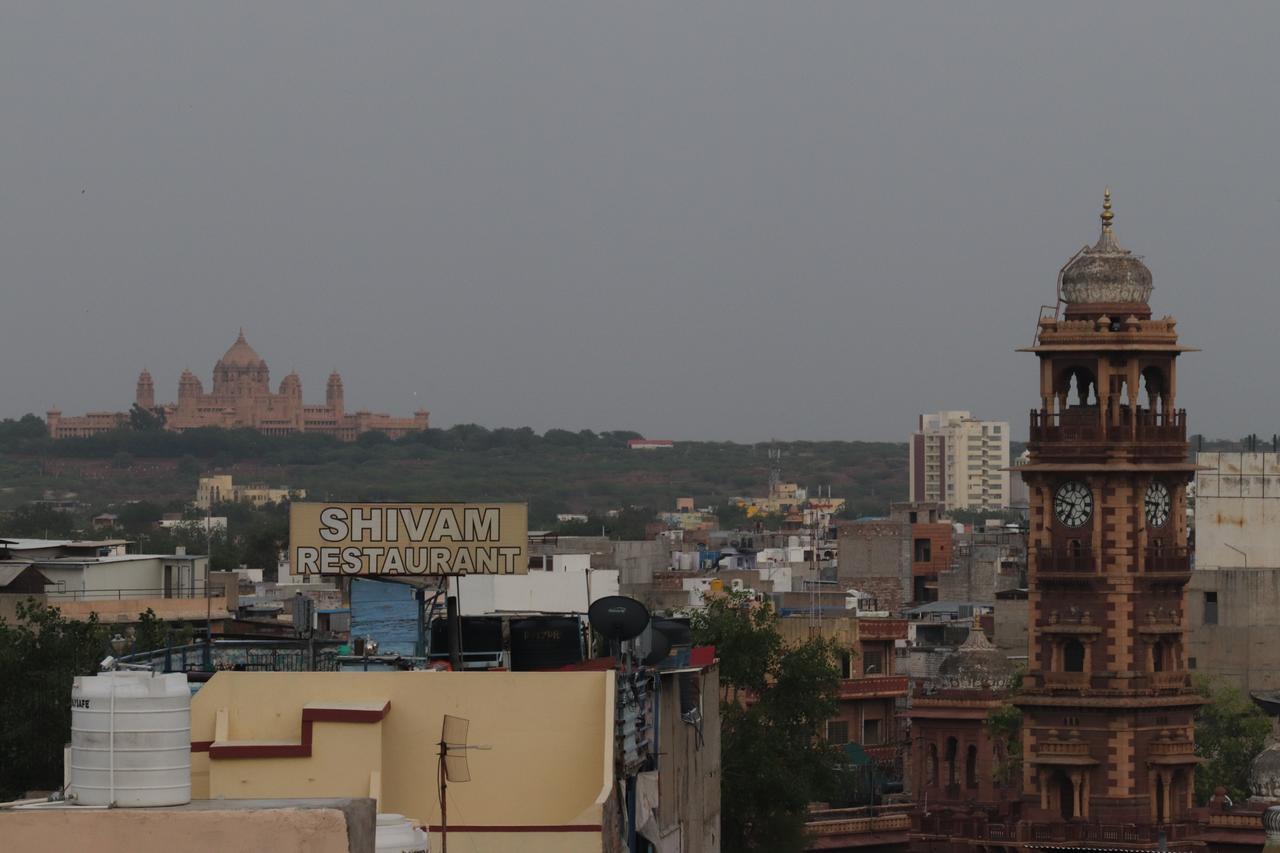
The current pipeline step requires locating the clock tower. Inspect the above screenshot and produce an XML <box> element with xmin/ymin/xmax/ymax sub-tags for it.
<box><xmin>1016</xmin><ymin>190</ymin><xmax>1203</xmax><ymax>845</ymax></box>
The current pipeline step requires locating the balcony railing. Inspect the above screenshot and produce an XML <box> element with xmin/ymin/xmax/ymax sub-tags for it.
<box><xmin>1032</xmin><ymin>546</ymin><xmax>1192</xmax><ymax>577</ymax></box>
<box><xmin>45</xmin><ymin>585</ymin><xmax>210</xmax><ymax>601</ymax></box>
<box><xmin>808</xmin><ymin>805</ymin><xmax>912</xmax><ymax>839</ymax></box>
<box><xmin>1022</xmin><ymin>821</ymin><xmax>1199</xmax><ymax>844</ymax></box>
<box><xmin>1042</xmin><ymin>671</ymin><xmax>1090</xmax><ymax>689</ymax></box>
<box><xmin>1144</xmin><ymin>547</ymin><xmax>1192</xmax><ymax>575</ymax></box>
<box><xmin>1029</xmin><ymin>408</ymin><xmax>1186</xmax><ymax>445</ymax></box>
<box><xmin>1149</xmin><ymin>671</ymin><xmax>1192</xmax><ymax>690</ymax></box>
<box><xmin>838</xmin><ymin>675</ymin><xmax>909</xmax><ymax>699</ymax></box>
<box><xmin>918</xmin><ymin>818</ymin><xmax>1200</xmax><ymax>845</ymax></box>
<box><xmin>864</xmin><ymin>744</ymin><xmax>898</xmax><ymax>763</ymax></box>
<box><xmin>1033</xmin><ymin>545</ymin><xmax>1096</xmax><ymax>574</ymax></box>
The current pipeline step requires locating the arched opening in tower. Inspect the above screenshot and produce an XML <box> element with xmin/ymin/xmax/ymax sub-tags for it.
<box><xmin>1055</xmin><ymin>771</ymin><xmax>1076</xmax><ymax>820</ymax></box>
<box><xmin>1056</xmin><ymin>366</ymin><xmax>1098</xmax><ymax>422</ymax></box>
<box><xmin>1063</xmin><ymin>639</ymin><xmax>1085</xmax><ymax>673</ymax></box>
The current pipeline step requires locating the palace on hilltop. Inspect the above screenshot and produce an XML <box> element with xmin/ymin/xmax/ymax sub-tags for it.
<box><xmin>47</xmin><ymin>330</ymin><xmax>429</xmax><ymax>441</ymax></box>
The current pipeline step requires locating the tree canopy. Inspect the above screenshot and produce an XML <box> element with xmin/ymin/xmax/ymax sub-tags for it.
<box><xmin>0</xmin><ymin>416</ymin><xmax>907</xmax><ymax>526</ymax></box>
<box><xmin>1194</xmin><ymin>675</ymin><xmax>1272</xmax><ymax>803</ymax></box>
<box><xmin>0</xmin><ymin>601</ymin><xmax>107</xmax><ymax>799</ymax></box>
<box><xmin>691</xmin><ymin>593</ymin><xmax>842</xmax><ymax>853</ymax></box>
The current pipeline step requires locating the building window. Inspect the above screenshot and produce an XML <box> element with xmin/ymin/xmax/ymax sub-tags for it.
<box><xmin>1204</xmin><ymin>592</ymin><xmax>1218</xmax><ymax>625</ymax></box>
<box><xmin>945</xmin><ymin>737</ymin><xmax>958</xmax><ymax>785</ymax></box>
<box><xmin>826</xmin><ymin>720</ymin><xmax>849</xmax><ymax>744</ymax></box>
<box><xmin>840</xmin><ymin>651</ymin><xmax>855</xmax><ymax>679</ymax></box>
<box><xmin>863</xmin><ymin>649</ymin><xmax>885</xmax><ymax>676</ymax></box>
<box><xmin>909</xmin><ymin>511</ymin><xmax>918</xmax><ymax>524</ymax></box>
<box><xmin>966</xmin><ymin>744</ymin><xmax>978</xmax><ymax>788</ymax></box>
<box><xmin>914</xmin><ymin>538</ymin><xmax>932</xmax><ymax>562</ymax></box>
<box><xmin>1063</xmin><ymin>639</ymin><xmax>1085</xmax><ymax>673</ymax></box>
<box><xmin>863</xmin><ymin>718</ymin><xmax>882</xmax><ymax>745</ymax></box>
<box><xmin>927</xmin><ymin>743</ymin><xmax>939</xmax><ymax>786</ymax></box>
<box><xmin>1188</xmin><ymin>657</ymin><xmax>1197</xmax><ymax>670</ymax></box>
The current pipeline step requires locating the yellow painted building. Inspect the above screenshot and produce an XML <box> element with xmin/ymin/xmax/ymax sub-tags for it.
<box><xmin>191</xmin><ymin>671</ymin><xmax>620</xmax><ymax>853</ymax></box>
<box><xmin>196</xmin><ymin>474</ymin><xmax>304</xmax><ymax>510</ymax></box>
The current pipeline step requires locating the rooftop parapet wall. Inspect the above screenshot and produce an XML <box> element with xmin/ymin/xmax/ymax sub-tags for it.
<box><xmin>191</xmin><ymin>671</ymin><xmax>614</xmax><ymax>839</ymax></box>
<box><xmin>0</xmin><ymin>798</ymin><xmax>376</xmax><ymax>853</ymax></box>
<box><xmin>1035</xmin><ymin>316</ymin><xmax>1181</xmax><ymax>348</ymax></box>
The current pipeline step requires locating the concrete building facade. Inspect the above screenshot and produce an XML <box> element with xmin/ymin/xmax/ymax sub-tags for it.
<box><xmin>1187</xmin><ymin>451</ymin><xmax>1280</xmax><ymax>693</ymax></box>
<box><xmin>910</xmin><ymin>410</ymin><xmax>1011</xmax><ymax>511</ymax></box>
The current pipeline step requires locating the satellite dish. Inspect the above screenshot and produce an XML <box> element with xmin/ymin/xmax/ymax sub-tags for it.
<box><xmin>642</xmin><ymin>626</ymin><xmax>672</xmax><ymax>665</ymax></box>
<box><xmin>588</xmin><ymin>595</ymin><xmax>650</xmax><ymax>641</ymax></box>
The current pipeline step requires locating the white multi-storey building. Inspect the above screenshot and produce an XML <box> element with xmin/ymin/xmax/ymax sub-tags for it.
<box><xmin>908</xmin><ymin>410</ymin><xmax>1010</xmax><ymax>511</ymax></box>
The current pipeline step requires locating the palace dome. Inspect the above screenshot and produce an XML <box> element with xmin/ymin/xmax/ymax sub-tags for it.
<box><xmin>936</xmin><ymin>627</ymin><xmax>1019</xmax><ymax>691</ymax></box>
<box><xmin>218</xmin><ymin>329</ymin><xmax>266</xmax><ymax>369</ymax></box>
<box><xmin>1060</xmin><ymin>189</ymin><xmax>1153</xmax><ymax>312</ymax></box>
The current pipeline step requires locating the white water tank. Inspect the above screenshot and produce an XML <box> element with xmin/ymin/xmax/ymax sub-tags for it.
<box><xmin>68</xmin><ymin>671</ymin><xmax>191</xmax><ymax>807</ymax></box>
<box><xmin>375</xmin><ymin>814</ymin><xmax>430</xmax><ymax>853</ymax></box>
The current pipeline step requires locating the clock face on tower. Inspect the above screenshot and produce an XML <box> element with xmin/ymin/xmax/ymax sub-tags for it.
<box><xmin>1054</xmin><ymin>481</ymin><xmax>1093</xmax><ymax>528</ymax></box>
<box><xmin>1146</xmin><ymin>481</ymin><xmax>1171</xmax><ymax>528</ymax></box>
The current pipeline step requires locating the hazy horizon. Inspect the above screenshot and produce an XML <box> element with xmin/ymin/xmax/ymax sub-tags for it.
<box><xmin>3</xmin><ymin>3</ymin><xmax>1278</xmax><ymax>442</ymax></box>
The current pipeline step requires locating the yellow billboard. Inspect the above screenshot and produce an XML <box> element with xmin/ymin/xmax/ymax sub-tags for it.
<box><xmin>289</xmin><ymin>502</ymin><xmax>527</xmax><ymax>576</ymax></box>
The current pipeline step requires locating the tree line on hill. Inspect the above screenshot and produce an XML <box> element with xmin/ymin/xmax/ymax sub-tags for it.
<box><xmin>0</xmin><ymin>414</ymin><xmax>907</xmax><ymax>525</ymax></box>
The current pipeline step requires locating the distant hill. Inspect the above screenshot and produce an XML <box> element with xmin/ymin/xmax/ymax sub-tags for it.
<box><xmin>0</xmin><ymin>417</ymin><xmax>907</xmax><ymax>524</ymax></box>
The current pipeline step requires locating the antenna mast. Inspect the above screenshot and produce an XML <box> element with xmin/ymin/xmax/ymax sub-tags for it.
<box><xmin>437</xmin><ymin>714</ymin><xmax>490</xmax><ymax>853</ymax></box>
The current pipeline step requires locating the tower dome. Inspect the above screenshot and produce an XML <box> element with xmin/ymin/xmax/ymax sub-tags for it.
<box><xmin>1060</xmin><ymin>188</ymin><xmax>1153</xmax><ymax>318</ymax></box>
<box><xmin>218</xmin><ymin>328</ymin><xmax>266</xmax><ymax>369</ymax></box>
<box><xmin>936</xmin><ymin>627</ymin><xmax>1019</xmax><ymax>691</ymax></box>
<box><xmin>177</xmin><ymin>369</ymin><xmax>204</xmax><ymax>399</ymax></box>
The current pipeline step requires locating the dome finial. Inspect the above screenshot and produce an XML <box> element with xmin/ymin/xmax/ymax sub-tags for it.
<box><xmin>1101</xmin><ymin>186</ymin><xmax>1114</xmax><ymax>229</ymax></box>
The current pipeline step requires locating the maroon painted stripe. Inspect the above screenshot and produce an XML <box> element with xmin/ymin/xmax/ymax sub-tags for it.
<box><xmin>196</xmin><ymin>702</ymin><xmax>391</xmax><ymax>759</ymax></box>
<box><xmin>436</xmin><ymin>825</ymin><xmax>603</xmax><ymax>833</ymax></box>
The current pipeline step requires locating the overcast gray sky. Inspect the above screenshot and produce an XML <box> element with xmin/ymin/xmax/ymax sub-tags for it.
<box><xmin>1</xmin><ymin>2</ymin><xmax>1276</xmax><ymax>442</ymax></box>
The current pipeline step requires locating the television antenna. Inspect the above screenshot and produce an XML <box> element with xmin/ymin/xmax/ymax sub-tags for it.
<box><xmin>437</xmin><ymin>714</ymin><xmax>490</xmax><ymax>853</ymax></box>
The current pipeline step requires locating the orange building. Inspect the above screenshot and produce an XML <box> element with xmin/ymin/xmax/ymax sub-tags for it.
<box><xmin>47</xmin><ymin>330</ymin><xmax>429</xmax><ymax>441</ymax></box>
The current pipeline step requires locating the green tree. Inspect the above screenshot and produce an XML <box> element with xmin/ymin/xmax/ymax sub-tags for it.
<box><xmin>134</xmin><ymin>608</ymin><xmax>169</xmax><ymax>654</ymax></box>
<box><xmin>691</xmin><ymin>593</ymin><xmax>842</xmax><ymax>853</ymax></box>
<box><xmin>128</xmin><ymin>403</ymin><xmax>166</xmax><ymax>432</ymax></box>
<box><xmin>0</xmin><ymin>413</ymin><xmax>48</xmax><ymax>448</ymax></box>
<box><xmin>1194</xmin><ymin>675</ymin><xmax>1271</xmax><ymax>802</ymax></box>
<box><xmin>1</xmin><ymin>503</ymin><xmax>78</xmax><ymax>539</ymax></box>
<box><xmin>115</xmin><ymin>500</ymin><xmax>165</xmax><ymax>535</ymax></box>
<box><xmin>986</xmin><ymin>701</ymin><xmax>1023</xmax><ymax>788</ymax></box>
<box><xmin>0</xmin><ymin>600</ymin><xmax>108</xmax><ymax>799</ymax></box>
<box><xmin>715</xmin><ymin>502</ymin><xmax>753</xmax><ymax>531</ymax></box>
